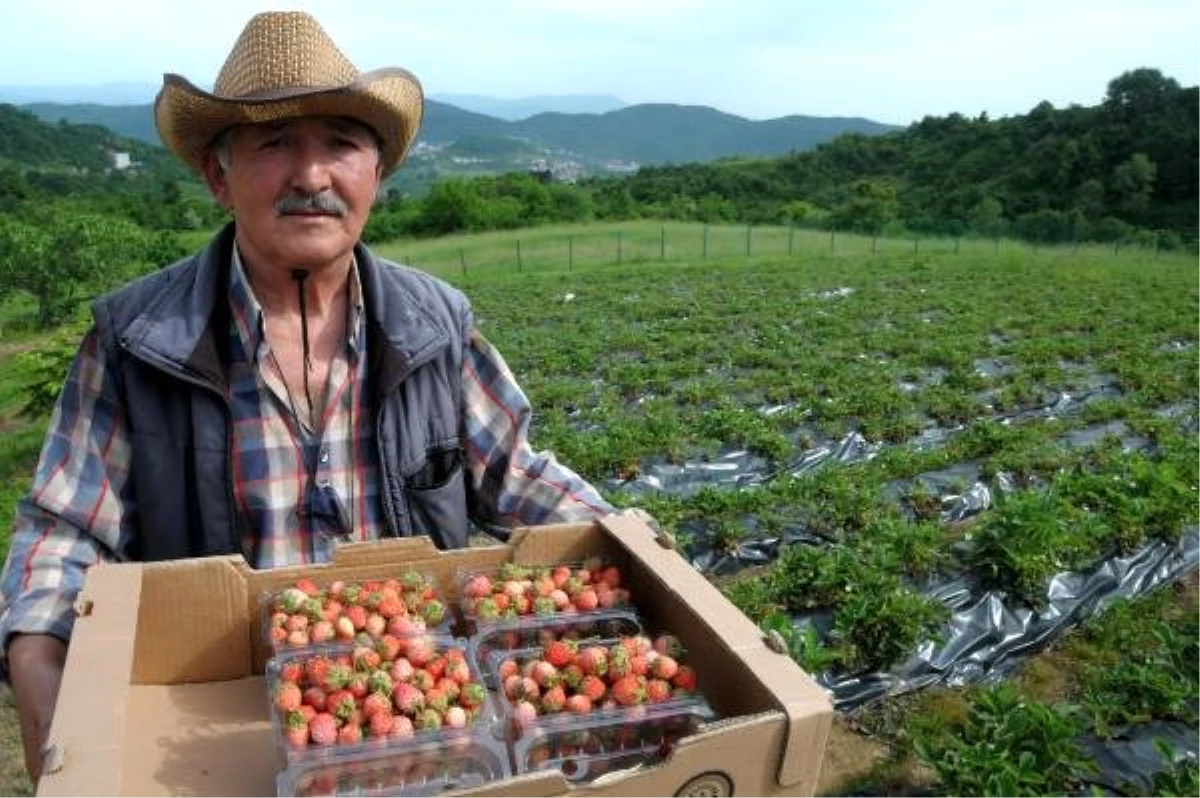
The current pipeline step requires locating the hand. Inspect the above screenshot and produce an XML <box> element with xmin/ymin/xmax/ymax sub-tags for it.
<box><xmin>6</xmin><ymin>633</ymin><xmax>67</xmax><ymax>785</ymax></box>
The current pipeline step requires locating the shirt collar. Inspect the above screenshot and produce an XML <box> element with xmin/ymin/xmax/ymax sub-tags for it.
<box><xmin>228</xmin><ymin>245</ymin><xmax>366</xmax><ymax>363</ymax></box>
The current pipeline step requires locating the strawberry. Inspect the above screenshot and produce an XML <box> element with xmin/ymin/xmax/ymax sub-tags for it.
<box><xmin>364</xmin><ymin>612</ymin><xmax>387</xmax><ymax>638</ymax></box>
<box><xmin>284</xmin><ymin>710</ymin><xmax>309</xmax><ymax>747</ymax></box>
<box><xmin>458</xmin><ymin>682</ymin><xmax>487</xmax><ymax>709</ymax></box>
<box><xmin>326</xmin><ymin>689</ymin><xmax>357</xmax><ymax>721</ymax></box>
<box><xmin>672</xmin><ymin>665</ymin><xmax>698</xmax><ymax>693</ymax></box>
<box><xmin>576</xmin><ymin>645</ymin><xmax>608</xmax><ymax>676</ymax></box>
<box><xmin>572</xmin><ymin>587</ymin><xmax>599</xmax><ymax>612</ymax></box>
<box><xmin>308</xmin><ymin>712</ymin><xmax>338</xmax><ymax>746</ymax></box>
<box><xmin>389</xmin><ymin>657</ymin><xmax>415</xmax><ymax>684</ymax></box>
<box><xmin>345</xmin><ymin>671</ymin><xmax>370</xmax><ymax>700</ymax></box>
<box><xmin>301</xmin><ymin>686</ymin><xmax>328</xmax><ymax>712</ymax></box>
<box><xmin>444</xmin><ymin>657</ymin><xmax>472</xmax><ymax>686</ymax></box>
<box><xmin>650</xmin><ymin>654</ymin><xmax>679</xmax><ymax>681</ymax></box>
<box><xmin>540</xmin><ymin>684</ymin><xmax>567</xmax><ymax>713</ymax></box>
<box><xmin>610</xmin><ymin>674</ymin><xmax>646</xmax><ymax>706</ymax></box>
<box><xmin>414</xmin><ymin>708</ymin><xmax>443</xmax><ymax>731</ymax></box>
<box><xmin>352</xmin><ymin>644</ymin><xmax>381</xmax><ymax>671</ymax></box>
<box><xmin>276</xmin><ymin>587</ymin><xmax>309</xmax><ymax>614</ymax></box>
<box><xmin>419</xmin><ymin>600</ymin><xmax>447</xmax><ymax>626</ymax></box>
<box><xmin>598</xmin><ymin>565</ymin><xmax>622</xmax><ymax>588</ymax></box>
<box><xmin>544</xmin><ymin>639</ymin><xmax>576</xmax><ymax>668</ymax></box>
<box><xmin>362</xmin><ymin>692</ymin><xmax>392</xmax><ymax>719</ymax></box>
<box><xmin>285</xmin><ymin>628</ymin><xmax>310</xmax><ymax>648</ymax></box>
<box><xmin>279</xmin><ymin>660</ymin><xmax>304</xmax><ymax>683</ymax></box>
<box><xmin>646</xmin><ymin>678</ymin><xmax>673</xmax><ymax>703</ymax></box>
<box><xmin>367</xmin><ymin>709</ymin><xmax>394</xmax><ymax>738</ymax></box>
<box><xmin>376</xmin><ymin>634</ymin><xmax>402</xmax><ymax>662</ymax></box>
<box><xmin>273</xmin><ymin>681</ymin><xmax>302</xmax><ymax>713</ymax></box>
<box><xmin>578</xmin><ymin>674</ymin><xmax>607</xmax><ymax>703</ymax></box>
<box><xmin>564</xmin><ymin>694</ymin><xmax>593</xmax><ymax>714</ymax></box>
<box><xmin>387</xmin><ymin>615</ymin><xmax>426</xmax><ymax>637</ymax></box>
<box><xmin>390</xmin><ymin>715</ymin><xmax>415</xmax><ymax>739</ymax></box>
<box><xmin>512</xmin><ymin>700</ymin><xmax>539</xmax><ymax>730</ymax></box>
<box><xmin>392</xmin><ymin>682</ymin><xmax>425</xmax><ymax>715</ymax></box>
<box><xmin>444</xmin><ymin>705</ymin><xmax>468</xmax><ymax>729</ymax></box>
<box><xmin>367</xmin><ymin>670</ymin><xmax>393</xmax><ymax>696</ymax></box>
<box><xmin>295</xmin><ymin>578</ymin><xmax>321</xmax><ymax>597</ymax></box>
<box><xmin>344</xmin><ymin>605</ymin><xmax>368</xmax><ymax>631</ymax></box>
<box><xmin>463</xmin><ymin>573</ymin><xmax>493</xmax><ymax>599</ymax></box>
<box><xmin>337</xmin><ymin>722</ymin><xmax>363</xmax><ymax>745</ymax></box>
<box><xmin>334</xmin><ymin>616</ymin><xmax>356</xmax><ymax>640</ymax></box>
<box><xmin>530</xmin><ymin>660</ymin><xmax>560</xmax><ymax>688</ymax></box>
<box><xmin>309</xmin><ymin>619</ymin><xmax>336</xmax><ymax>644</ymax></box>
<box><xmin>376</xmin><ymin>594</ymin><xmax>404</xmax><ymax>619</ymax></box>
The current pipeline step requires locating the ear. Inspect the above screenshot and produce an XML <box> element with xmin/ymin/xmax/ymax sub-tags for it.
<box><xmin>200</xmin><ymin>151</ymin><xmax>232</xmax><ymax>209</ymax></box>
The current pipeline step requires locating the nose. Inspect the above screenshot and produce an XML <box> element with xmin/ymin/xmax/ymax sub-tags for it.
<box><xmin>289</xmin><ymin>138</ymin><xmax>333</xmax><ymax>194</ymax></box>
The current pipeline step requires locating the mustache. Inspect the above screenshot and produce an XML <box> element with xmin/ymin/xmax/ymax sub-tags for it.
<box><xmin>275</xmin><ymin>191</ymin><xmax>349</xmax><ymax>217</ymax></box>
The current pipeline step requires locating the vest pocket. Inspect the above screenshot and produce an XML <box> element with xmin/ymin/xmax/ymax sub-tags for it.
<box><xmin>404</xmin><ymin>445</ymin><xmax>469</xmax><ymax>548</ymax></box>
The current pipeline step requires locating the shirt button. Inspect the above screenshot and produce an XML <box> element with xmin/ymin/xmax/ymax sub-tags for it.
<box><xmin>319</xmin><ymin>449</ymin><xmax>330</xmax><ymax>464</ymax></box>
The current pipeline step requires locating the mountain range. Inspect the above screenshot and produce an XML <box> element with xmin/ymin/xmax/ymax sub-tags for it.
<box><xmin>7</xmin><ymin>89</ymin><xmax>899</xmax><ymax>172</ymax></box>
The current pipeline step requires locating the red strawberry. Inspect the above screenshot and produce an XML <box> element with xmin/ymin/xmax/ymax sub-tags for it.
<box><xmin>564</xmin><ymin>694</ymin><xmax>593</xmax><ymax>714</ymax></box>
<box><xmin>295</xmin><ymin>578</ymin><xmax>321</xmax><ymax>597</ymax></box>
<box><xmin>598</xmin><ymin>565</ymin><xmax>622</xmax><ymax>588</ymax></box>
<box><xmin>279</xmin><ymin>660</ymin><xmax>304</xmax><ymax>683</ymax></box>
<box><xmin>308</xmin><ymin>712</ymin><xmax>338</xmax><ymax>746</ymax></box>
<box><xmin>463</xmin><ymin>574</ymin><xmax>493</xmax><ymax>599</ymax></box>
<box><xmin>367</xmin><ymin>710</ymin><xmax>394</xmax><ymax>738</ymax></box>
<box><xmin>302</xmin><ymin>686</ymin><xmax>328</xmax><ymax>712</ymax></box>
<box><xmin>646</xmin><ymin>678</ymin><xmax>672</xmax><ymax>703</ymax></box>
<box><xmin>326</xmin><ymin>689</ymin><xmax>357</xmax><ymax>721</ymax></box>
<box><xmin>572</xmin><ymin>587</ymin><xmax>599</xmax><ymax>612</ymax></box>
<box><xmin>344</xmin><ymin>605</ymin><xmax>368</xmax><ymax>631</ymax></box>
<box><xmin>672</xmin><ymin>665</ymin><xmax>698</xmax><ymax>692</ymax></box>
<box><xmin>345</xmin><ymin>672</ymin><xmax>370</xmax><ymax>700</ymax></box>
<box><xmin>610</xmin><ymin>674</ymin><xmax>646</xmax><ymax>706</ymax></box>
<box><xmin>337</xmin><ymin>722</ymin><xmax>362</xmax><ymax>745</ymax></box>
<box><xmin>352</xmin><ymin>645</ymin><xmax>381</xmax><ymax>671</ymax></box>
<box><xmin>362</xmin><ymin>692</ymin><xmax>392</xmax><ymax>719</ymax></box>
<box><xmin>544</xmin><ymin>639</ymin><xmax>576</xmax><ymax>668</ymax></box>
<box><xmin>578</xmin><ymin>674</ymin><xmax>607</xmax><ymax>703</ymax></box>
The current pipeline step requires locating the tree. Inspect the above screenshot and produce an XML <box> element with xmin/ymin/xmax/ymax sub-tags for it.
<box><xmin>830</xmin><ymin>180</ymin><xmax>897</xmax><ymax>235</ymax></box>
<box><xmin>0</xmin><ymin>208</ymin><xmax>151</xmax><ymax>327</ymax></box>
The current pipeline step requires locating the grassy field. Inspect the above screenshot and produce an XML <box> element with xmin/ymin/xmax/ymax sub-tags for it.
<box><xmin>0</xmin><ymin>222</ymin><xmax>1195</xmax><ymax>795</ymax></box>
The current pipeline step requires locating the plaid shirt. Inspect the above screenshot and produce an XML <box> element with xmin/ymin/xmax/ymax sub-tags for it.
<box><xmin>0</xmin><ymin>249</ymin><xmax>612</xmax><ymax>661</ymax></box>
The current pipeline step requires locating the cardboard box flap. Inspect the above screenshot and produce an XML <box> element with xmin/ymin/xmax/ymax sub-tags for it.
<box><xmin>133</xmin><ymin>556</ymin><xmax>252</xmax><ymax>684</ymax></box>
<box><xmin>325</xmin><ymin>536</ymin><xmax>444</xmax><ymax>566</ymax></box>
<box><xmin>739</xmin><ymin>646</ymin><xmax>833</xmax><ymax>789</ymax></box>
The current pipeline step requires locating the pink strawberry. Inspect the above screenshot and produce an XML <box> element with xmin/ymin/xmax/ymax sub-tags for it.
<box><xmin>463</xmin><ymin>573</ymin><xmax>493</xmax><ymax>599</ymax></box>
<box><xmin>578</xmin><ymin>674</ymin><xmax>607</xmax><ymax>703</ymax></box>
<box><xmin>392</xmin><ymin>682</ymin><xmax>425</xmax><ymax>715</ymax></box>
<box><xmin>308</xmin><ymin>712</ymin><xmax>338</xmax><ymax>746</ymax></box>
<box><xmin>646</xmin><ymin>678</ymin><xmax>672</xmax><ymax>703</ymax></box>
<box><xmin>540</xmin><ymin>685</ymin><xmax>566</xmax><ymax>713</ymax></box>
<box><xmin>564</xmin><ymin>694</ymin><xmax>593</xmax><ymax>714</ymax></box>
<box><xmin>389</xmin><ymin>715</ymin><xmax>415</xmax><ymax>739</ymax></box>
<box><xmin>576</xmin><ymin>646</ymin><xmax>608</xmax><ymax>676</ymax></box>
<box><xmin>444</xmin><ymin>705</ymin><xmax>468</xmax><ymax>729</ymax></box>
<box><xmin>572</xmin><ymin>587</ymin><xmax>599</xmax><ymax>612</ymax></box>
<box><xmin>650</xmin><ymin>654</ymin><xmax>679</xmax><ymax>681</ymax></box>
<box><xmin>362</xmin><ymin>692</ymin><xmax>392</xmax><ymax>719</ymax></box>
<box><xmin>301</xmin><ymin>686</ymin><xmax>328</xmax><ymax>712</ymax></box>
<box><xmin>367</xmin><ymin>710</ymin><xmax>394</xmax><ymax>738</ymax></box>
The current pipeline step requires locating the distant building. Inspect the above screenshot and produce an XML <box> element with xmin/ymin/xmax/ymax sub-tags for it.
<box><xmin>111</xmin><ymin>151</ymin><xmax>132</xmax><ymax>170</ymax></box>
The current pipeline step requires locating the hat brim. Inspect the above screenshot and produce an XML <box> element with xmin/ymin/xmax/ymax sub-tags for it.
<box><xmin>155</xmin><ymin>68</ymin><xmax>424</xmax><ymax>177</ymax></box>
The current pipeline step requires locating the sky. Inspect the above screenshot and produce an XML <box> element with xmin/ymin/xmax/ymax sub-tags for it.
<box><xmin>1</xmin><ymin>0</ymin><xmax>1196</xmax><ymax>125</ymax></box>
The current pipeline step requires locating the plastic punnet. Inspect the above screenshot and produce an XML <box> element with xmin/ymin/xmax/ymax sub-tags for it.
<box><xmin>262</xmin><ymin>570</ymin><xmax>454</xmax><ymax>654</ymax></box>
<box><xmin>264</xmin><ymin>636</ymin><xmax>499</xmax><ymax>767</ymax></box>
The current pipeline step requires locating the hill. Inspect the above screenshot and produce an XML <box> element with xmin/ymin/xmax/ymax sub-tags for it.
<box><xmin>19</xmin><ymin>98</ymin><xmax>898</xmax><ymax>171</ymax></box>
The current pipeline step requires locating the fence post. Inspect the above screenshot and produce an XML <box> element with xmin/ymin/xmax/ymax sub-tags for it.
<box><xmin>913</xmin><ymin>238</ymin><xmax>919</xmax><ymax>254</ymax></box>
<box><xmin>954</xmin><ymin>238</ymin><xmax>960</xmax><ymax>255</ymax></box>
<box><xmin>830</xmin><ymin>230</ymin><xmax>835</xmax><ymax>252</ymax></box>
<box><xmin>568</xmin><ymin>236</ymin><xmax>573</xmax><ymax>271</ymax></box>
<box><xmin>872</xmin><ymin>236</ymin><xmax>877</xmax><ymax>254</ymax></box>
<box><xmin>516</xmin><ymin>239</ymin><xmax>522</xmax><ymax>271</ymax></box>
<box><xmin>703</xmin><ymin>225</ymin><xmax>709</xmax><ymax>259</ymax></box>
<box><xmin>994</xmin><ymin>237</ymin><xmax>1000</xmax><ymax>255</ymax></box>
<box><xmin>459</xmin><ymin>248</ymin><xmax>467</xmax><ymax>276</ymax></box>
<box><xmin>661</xmin><ymin>225</ymin><xmax>666</xmax><ymax>260</ymax></box>
<box><xmin>788</xmin><ymin>226</ymin><xmax>794</xmax><ymax>256</ymax></box>
<box><xmin>745</xmin><ymin>224</ymin><xmax>752</xmax><ymax>256</ymax></box>
<box><xmin>617</xmin><ymin>232</ymin><xmax>623</xmax><ymax>265</ymax></box>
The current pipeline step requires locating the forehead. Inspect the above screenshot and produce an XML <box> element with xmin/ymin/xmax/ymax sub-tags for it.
<box><xmin>231</xmin><ymin>116</ymin><xmax>378</xmax><ymax>141</ymax></box>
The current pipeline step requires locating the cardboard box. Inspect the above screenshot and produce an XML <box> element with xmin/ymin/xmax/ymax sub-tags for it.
<box><xmin>38</xmin><ymin>514</ymin><xmax>833</xmax><ymax>797</ymax></box>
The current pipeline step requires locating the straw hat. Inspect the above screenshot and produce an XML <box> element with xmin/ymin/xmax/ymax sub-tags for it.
<box><xmin>155</xmin><ymin>11</ymin><xmax>423</xmax><ymax>176</ymax></box>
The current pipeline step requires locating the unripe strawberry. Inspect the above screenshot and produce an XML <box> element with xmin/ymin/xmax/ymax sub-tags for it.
<box><xmin>309</xmin><ymin>619</ymin><xmax>336</xmax><ymax>644</ymax></box>
<box><xmin>444</xmin><ymin>705</ymin><xmax>468</xmax><ymax>729</ymax></box>
<box><xmin>364</xmin><ymin>612</ymin><xmax>387</xmax><ymax>638</ymax></box>
<box><xmin>334</xmin><ymin>616</ymin><xmax>356</xmax><ymax>640</ymax></box>
<box><xmin>414</xmin><ymin>708</ymin><xmax>442</xmax><ymax>731</ymax></box>
<box><xmin>389</xmin><ymin>657</ymin><xmax>415</xmax><ymax>684</ymax></box>
<box><xmin>390</xmin><ymin>715</ymin><xmax>415</xmax><ymax>739</ymax></box>
<box><xmin>458</xmin><ymin>682</ymin><xmax>487</xmax><ymax>709</ymax></box>
<box><xmin>540</xmin><ymin>685</ymin><xmax>566</xmax><ymax>713</ymax></box>
<box><xmin>284</xmin><ymin>711</ymin><xmax>309</xmax><ymax>747</ymax></box>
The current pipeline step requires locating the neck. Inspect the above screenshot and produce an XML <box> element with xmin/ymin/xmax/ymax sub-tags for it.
<box><xmin>243</xmin><ymin>256</ymin><xmax>353</xmax><ymax>320</ymax></box>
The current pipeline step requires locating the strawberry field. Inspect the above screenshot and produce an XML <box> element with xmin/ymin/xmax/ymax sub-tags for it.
<box><xmin>0</xmin><ymin>225</ymin><xmax>1197</xmax><ymax>795</ymax></box>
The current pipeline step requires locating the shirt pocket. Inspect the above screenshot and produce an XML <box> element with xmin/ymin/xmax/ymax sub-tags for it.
<box><xmin>403</xmin><ymin>444</ymin><xmax>469</xmax><ymax>548</ymax></box>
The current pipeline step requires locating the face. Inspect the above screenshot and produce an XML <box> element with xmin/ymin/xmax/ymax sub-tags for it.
<box><xmin>203</xmin><ymin>116</ymin><xmax>383</xmax><ymax>274</ymax></box>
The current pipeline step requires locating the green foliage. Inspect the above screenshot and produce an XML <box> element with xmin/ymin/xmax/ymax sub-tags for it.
<box><xmin>913</xmin><ymin>683</ymin><xmax>1096</xmax><ymax>796</ymax></box>
<box><xmin>11</xmin><ymin>323</ymin><xmax>85</xmax><ymax>418</ymax></box>
<box><xmin>831</xmin><ymin>583</ymin><xmax>949</xmax><ymax>674</ymax></box>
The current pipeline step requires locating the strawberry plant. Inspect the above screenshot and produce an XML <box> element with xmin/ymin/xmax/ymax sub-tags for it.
<box><xmin>913</xmin><ymin>683</ymin><xmax>1096</xmax><ymax>796</ymax></box>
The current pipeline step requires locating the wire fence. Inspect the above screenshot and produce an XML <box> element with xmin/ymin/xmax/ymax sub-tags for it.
<box><xmin>382</xmin><ymin>222</ymin><xmax>1188</xmax><ymax>279</ymax></box>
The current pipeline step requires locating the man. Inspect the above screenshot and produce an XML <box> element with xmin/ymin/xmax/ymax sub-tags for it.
<box><xmin>0</xmin><ymin>11</ymin><xmax>614</xmax><ymax>783</ymax></box>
